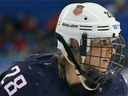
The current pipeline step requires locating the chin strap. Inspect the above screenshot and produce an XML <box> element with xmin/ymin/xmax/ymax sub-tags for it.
<box><xmin>64</xmin><ymin>51</ymin><xmax>100</xmax><ymax>90</ymax></box>
<box><xmin>75</xmin><ymin>69</ymin><xmax>100</xmax><ymax>91</ymax></box>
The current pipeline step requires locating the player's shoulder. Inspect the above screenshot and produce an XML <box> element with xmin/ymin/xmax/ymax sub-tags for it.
<box><xmin>19</xmin><ymin>52</ymin><xmax>58</xmax><ymax>63</ymax></box>
<box><xmin>0</xmin><ymin>52</ymin><xmax>60</xmax><ymax>96</ymax></box>
<box><xmin>10</xmin><ymin>52</ymin><xmax>58</xmax><ymax>67</ymax></box>
<box><xmin>0</xmin><ymin>52</ymin><xmax>59</xmax><ymax>82</ymax></box>
<box><xmin>108</xmin><ymin>72</ymin><xmax>127</xmax><ymax>95</ymax></box>
<box><xmin>112</xmin><ymin>72</ymin><xmax>127</xmax><ymax>86</ymax></box>
<box><xmin>5</xmin><ymin>52</ymin><xmax>59</xmax><ymax>75</ymax></box>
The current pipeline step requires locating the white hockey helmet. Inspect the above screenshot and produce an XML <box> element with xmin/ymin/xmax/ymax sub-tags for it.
<box><xmin>56</xmin><ymin>2</ymin><xmax>120</xmax><ymax>52</ymax></box>
<box><xmin>55</xmin><ymin>2</ymin><xmax>126</xmax><ymax>90</ymax></box>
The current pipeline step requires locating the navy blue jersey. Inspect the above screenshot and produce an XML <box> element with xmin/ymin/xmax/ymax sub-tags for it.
<box><xmin>0</xmin><ymin>53</ymin><xmax>127</xmax><ymax>96</ymax></box>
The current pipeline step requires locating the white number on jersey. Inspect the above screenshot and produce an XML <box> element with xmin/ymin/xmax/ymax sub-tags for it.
<box><xmin>1</xmin><ymin>65</ymin><xmax>27</xmax><ymax>96</ymax></box>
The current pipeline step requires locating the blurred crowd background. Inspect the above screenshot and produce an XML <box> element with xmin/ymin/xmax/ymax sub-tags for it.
<box><xmin>0</xmin><ymin>0</ymin><xmax>128</xmax><ymax>92</ymax></box>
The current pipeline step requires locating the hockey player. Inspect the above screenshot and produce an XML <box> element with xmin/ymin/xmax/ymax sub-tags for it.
<box><xmin>0</xmin><ymin>2</ymin><xmax>127</xmax><ymax>96</ymax></box>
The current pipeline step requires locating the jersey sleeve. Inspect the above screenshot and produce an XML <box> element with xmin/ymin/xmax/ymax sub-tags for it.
<box><xmin>0</xmin><ymin>61</ymin><xmax>37</xmax><ymax>96</ymax></box>
<box><xmin>0</xmin><ymin>53</ymin><xmax>61</xmax><ymax>96</ymax></box>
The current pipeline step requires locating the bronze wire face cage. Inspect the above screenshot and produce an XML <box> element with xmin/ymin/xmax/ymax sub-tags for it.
<box><xmin>55</xmin><ymin>33</ymin><xmax>127</xmax><ymax>84</ymax></box>
<box><xmin>80</xmin><ymin>34</ymin><xmax>127</xmax><ymax>84</ymax></box>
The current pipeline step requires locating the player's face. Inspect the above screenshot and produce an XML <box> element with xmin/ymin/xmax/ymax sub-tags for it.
<box><xmin>83</xmin><ymin>39</ymin><xmax>115</xmax><ymax>72</ymax></box>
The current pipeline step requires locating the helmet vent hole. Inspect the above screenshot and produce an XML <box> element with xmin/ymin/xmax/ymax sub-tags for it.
<box><xmin>97</xmin><ymin>26</ymin><xmax>109</xmax><ymax>31</ymax></box>
<box><xmin>80</xmin><ymin>25</ymin><xmax>92</xmax><ymax>31</ymax></box>
<box><xmin>97</xmin><ymin>26</ymin><xmax>109</xmax><ymax>28</ymax></box>
<box><xmin>84</xmin><ymin>17</ymin><xmax>88</xmax><ymax>20</ymax></box>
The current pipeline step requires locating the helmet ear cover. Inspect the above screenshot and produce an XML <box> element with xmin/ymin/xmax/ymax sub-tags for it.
<box><xmin>68</xmin><ymin>38</ymin><xmax>80</xmax><ymax>55</ymax></box>
<box><xmin>55</xmin><ymin>33</ymin><xmax>84</xmax><ymax>73</ymax></box>
<box><xmin>69</xmin><ymin>33</ymin><xmax>88</xmax><ymax>56</ymax></box>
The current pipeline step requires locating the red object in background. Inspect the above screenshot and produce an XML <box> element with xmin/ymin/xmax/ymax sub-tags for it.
<box><xmin>45</xmin><ymin>13</ymin><xmax>59</xmax><ymax>30</ymax></box>
<box><xmin>14</xmin><ymin>38</ymin><xmax>27</xmax><ymax>51</ymax></box>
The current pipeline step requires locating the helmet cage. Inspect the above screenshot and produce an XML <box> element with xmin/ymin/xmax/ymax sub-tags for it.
<box><xmin>56</xmin><ymin>32</ymin><xmax>127</xmax><ymax>84</ymax></box>
<box><xmin>79</xmin><ymin>34</ymin><xmax>126</xmax><ymax>84</ymax></box>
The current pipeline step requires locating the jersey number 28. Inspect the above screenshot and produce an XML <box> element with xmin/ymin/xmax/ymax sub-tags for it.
<box><xmin>1</xmin><ymin>65</ymin><xmax>27</xmax><ymax>96</ymax></box>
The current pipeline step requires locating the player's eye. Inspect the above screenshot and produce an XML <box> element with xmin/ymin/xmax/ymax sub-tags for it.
<box><xmin>100</xmin><ymin>40</ymin><xmax>110</xmax><ymax>46</ymax></box>
<box><xmin>100</xmin><ymin>40</ymin><xmax>105</xmax><ymax>45</ymax></box>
